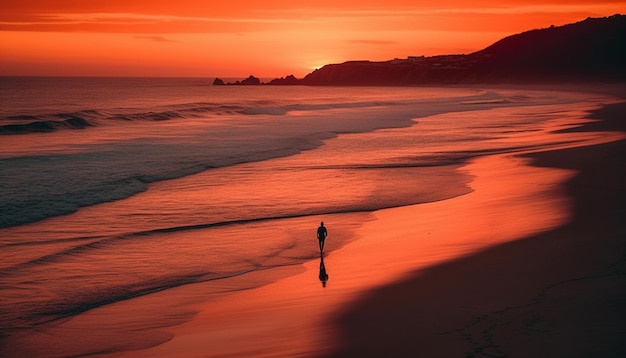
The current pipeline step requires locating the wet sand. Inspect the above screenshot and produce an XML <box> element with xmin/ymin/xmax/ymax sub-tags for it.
<box><xmin>2</xmin><ymin>90</ymin><xmax>624</xmax><ymax>358</ymax></box>
<box><xmin>97</xmin><ymin>95</ymin><xmax>624</xmax><ymax>357</ymax></box>
<box><xmin>142</xmin><ymin>101</ymin><xmax>625</xmax><ymax>358</ymax></box>
<box><xmin>327</xmin><ymin>101</ymin><xmax>626</xmax><ymax>357</ymax></box>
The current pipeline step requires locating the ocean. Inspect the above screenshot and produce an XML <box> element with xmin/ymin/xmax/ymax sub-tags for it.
<box><xmin>0</xmin><ymin>77</ymin><xmax>605</xmax><ymax>346</ymax></box>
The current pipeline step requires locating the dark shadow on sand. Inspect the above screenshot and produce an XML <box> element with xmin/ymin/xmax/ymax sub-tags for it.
<box><xmin>325</xmin><ymin>101</ymin><xmax>626</xmax><ymax>357</ymax></box>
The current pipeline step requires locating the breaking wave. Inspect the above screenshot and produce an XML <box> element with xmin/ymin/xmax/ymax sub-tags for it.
<box><xmin>0</xmin><ymin>100</ymin><xmax>400</xmax><ymax>135</ymax></box>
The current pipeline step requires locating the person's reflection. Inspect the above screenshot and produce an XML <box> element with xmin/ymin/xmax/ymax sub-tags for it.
<box><xmin>319</xmin><ymin>254</ymin><xmax>329</xmax><ymax>288</ymax></box>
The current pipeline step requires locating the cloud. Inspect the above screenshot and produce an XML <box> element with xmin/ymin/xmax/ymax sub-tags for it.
<box><xmin>1</xmin><ymin>3</ymin><xmax>624</xmax><ymax>35</ymax></box>
<box><xmin>0</xmin><ymin>11</ymin><xmax>309</xmax><ymax>33</ymax></box>
<box><xmin>135</xmin><ymin>35</ymin><xmax>178</xmax><ymax>42</ymax></box>
<box><xmin>348</xmin><ymin>39</ymin><xmax>397</xmax><ymax>45</ymax></box>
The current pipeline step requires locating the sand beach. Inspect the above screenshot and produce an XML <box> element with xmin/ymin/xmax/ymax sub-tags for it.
<box><xmin>1</xmin><ymin>86</ymin><xmax>625</xmax><ymax>358</ymax></box>
<box><xmin>126</xmin><ymin>90</ymin><xmax>626</xmax><ymax>357</ymax></box>
<box><xmin>325</xmin><ymin>100</ymin><xmax>626</xmax><ymax>357</ymax></box>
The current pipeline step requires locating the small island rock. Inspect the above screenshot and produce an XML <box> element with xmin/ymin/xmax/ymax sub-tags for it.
<box><xmin>240</xmin><ymin>75</ymin><xmax>261</xmax><ymax>85</ymax></box>
<box><xmin>268</xmin><ymin>74</ymin><xmax>300</xmax><ymax>85</ymax></box>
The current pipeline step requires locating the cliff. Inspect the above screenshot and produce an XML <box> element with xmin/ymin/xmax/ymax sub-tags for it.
<box><xmin>299</xmin><ymin>14</ymin><xmax>626</xmax><ymax>85</ymax></box>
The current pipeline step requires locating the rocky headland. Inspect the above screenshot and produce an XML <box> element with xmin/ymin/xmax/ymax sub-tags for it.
<box><xmin>214</xmin><ymin>15</ymin><xmax>626</xmax><ymax>86</ymax></box>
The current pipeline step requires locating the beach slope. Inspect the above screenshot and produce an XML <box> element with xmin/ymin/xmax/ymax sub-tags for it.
<box><xmin>326</xmin><ymin>102</ymin><xmax>626</xmax><ymax>357</ymax></box>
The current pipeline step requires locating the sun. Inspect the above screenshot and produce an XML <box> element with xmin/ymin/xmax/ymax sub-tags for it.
<box><xmin>306</xmin><ymin>59</ymin><xmax>336</xmax><ymax>72</ymax></box>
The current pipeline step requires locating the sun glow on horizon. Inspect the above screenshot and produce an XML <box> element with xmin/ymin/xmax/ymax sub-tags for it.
<box><xmin>1</xmin><ymin>1</ymin><xmax>625</xmax><ymax>77</ymax></box>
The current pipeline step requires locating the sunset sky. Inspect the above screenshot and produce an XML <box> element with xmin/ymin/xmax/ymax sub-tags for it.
<box><xmin>1</xmin><ymin>1</ymin><xmax>624</xmax><ymax>77</ymax></box>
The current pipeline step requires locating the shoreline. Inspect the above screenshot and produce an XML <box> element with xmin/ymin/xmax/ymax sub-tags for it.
<box><xmin>106</xmin><ymin>155</ymin><xmax>576</xmax><ymax>357</ymax></box>
<box><xmin>112</xmin><ymin>94</ymin><xmax>626</xmax><ymax>356</ymax></box>
<box><xmin>1</xmin><ymin>88</ymin><xmax>624</xmax><ymax>357</ymax></box>
<box><xmin>326</xmin><ymin>102</ymin><xmax>626</xmax><ymax>357</ymax></box>
<box><xmin>138</xmin><ymin>97</ymin><xmax>625</xmax><ymax>357</ymax></box>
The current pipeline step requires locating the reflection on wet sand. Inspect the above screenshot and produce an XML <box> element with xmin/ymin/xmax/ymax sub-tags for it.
<box><xmin>319</xmin><ymin>255</ymin><xmax>329</xmax><ymax>288</ymax></box>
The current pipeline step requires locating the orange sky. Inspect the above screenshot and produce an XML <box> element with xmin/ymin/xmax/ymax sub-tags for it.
<box><xmin>1</xmin><ymin>1</ymin><xmax>624</xmax><ymax>77</ymax></box>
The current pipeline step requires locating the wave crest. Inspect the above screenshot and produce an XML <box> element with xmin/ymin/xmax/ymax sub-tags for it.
<box><xmin>0</xmin><ymin>99</ymin><xmax>398</xmax><ymax>135</ymax></box>
<box><xmin>1</xmin><ymin>116</ymin><xmax>93</xmax><ymax>134</ymax></box>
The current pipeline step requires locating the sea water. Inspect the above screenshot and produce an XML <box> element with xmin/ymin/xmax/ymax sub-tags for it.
<box><xmin>0</xmin><ymin>77</ymin><xmax>596</xmax><ymax>338</ymax></box>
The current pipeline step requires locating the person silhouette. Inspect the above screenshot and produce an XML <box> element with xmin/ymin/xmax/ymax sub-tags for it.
<box><xmin>319</xmin><ymin>255</ymin><xmax>329</xmax><ymax>288</ymax></box>
<box><xmin>317</xmin><ymin>222</ymin><xmax>328</xmax><ymax>253</ymax></box>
